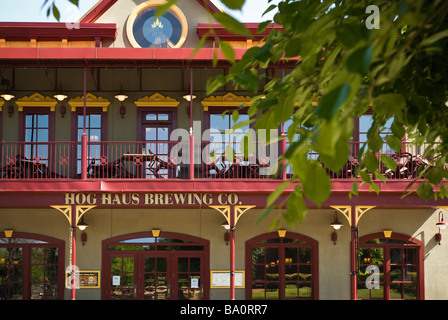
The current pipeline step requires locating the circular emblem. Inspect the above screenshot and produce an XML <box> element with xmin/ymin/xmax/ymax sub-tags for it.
<box><xmin>126</xmin><ymin>0</ymin><xmax>188</xmax><ymax>48</ymax></box>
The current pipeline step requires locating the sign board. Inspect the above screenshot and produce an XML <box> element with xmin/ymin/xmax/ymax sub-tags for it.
<box><xmin>65</xmin><ymin>270</ymin><xmax>100</xmax><ymax>289</ymax></box>
<box><xmin>210</xmin><ymin>271</ymin><xmax>245</xmax><ymax>288</ymax></box>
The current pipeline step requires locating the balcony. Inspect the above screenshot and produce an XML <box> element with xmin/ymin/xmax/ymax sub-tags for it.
<box><xmin>0</xmin><ymin>140</ymin><xmax>431</xmax><ymax>181</ymax></box>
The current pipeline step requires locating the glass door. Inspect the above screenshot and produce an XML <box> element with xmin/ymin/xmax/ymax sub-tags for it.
<box><xmin>109</xmin><ymin>253</ymin><xmax>138</xmax><ymax>300</ymax></box>
<box><xmin>141</xmin><ymin>253</ymin><xmax>171</xmax><ymax>300</ymax></box>
<box><xmin>142</xmin><ymin>112</ymin><xmax>174</xmax><ymax>178</ymax></box>
<box><xmin>175</xmin><ymin>253</ymin><xmax>203</xmax><ymax>300</ymax></box>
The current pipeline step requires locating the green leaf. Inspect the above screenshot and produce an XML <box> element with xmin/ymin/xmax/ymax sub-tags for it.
<box><xmin>155</xmin><ymin>0</ymin><xmax>179</xmax><ymax>17</ymax></box>
<box><xmin>420</xmin><ymin>30</ymin><xmax>448</xmax><ymax>47</ymax></box>
<box><xmin>373</xmin><ymin>93</ymin><xmax>406</xmax><ymax>116</ymax></box>
<box><xmin>390</xmin><ymin>121</ymin><xmax>405</xmax><ymax>139</ymax></box>
<box><xmin>367</xmin><ymin>132</ymin><xmax>383</xmax><ymax>153</ymax></box>
<box><xmin>257</xmin><ymin>206</ymin><xmax>273</xmax><ymax>224</ymax></box>
<box><xmin>219</xmin><ymin>41</ymin><xmax>235</xmax><ymax>63</ymax></box>
<box><xmin>221</xmin><ymin>0</ymin><xmax>245</xmax><ymax>10</ymax></box>
<box><xmin>284</xmin><ymin>192</ymin><xmax>308</xmax><ymax>225</ymax></box>
<box><xmin>52</xmin><ymin>4</ymin><xmax>60</xmax><ymax>21</ymax></box>
<box><xmin>69</xmin><ymin>0</ymin><xmax>79</xmax><ymax>6</ymax></box>
<box><xmin>335</xmin><ymin>23</ymin><xmax>367</xmax><ymax>48</ymax></box>
<box><xmin>214</xmin><ymin>12</ymin><xmax>252</xmax><ymax>37</ymax></box>
<box><xmin>427</xmin><ymin>165</ymin><xmax>444</xmax><ymax>185</ymax></box>
<box><xmin>315</xmin><ymin>84</ymin><xmax>350</xmax><ymax>120</ymax></box>
<box><xmin>303</xmin><ymin>161</ymin><xmax>331</xmax><ymax>205</ymax></box>
<box><xmin>380</xmin><ymin>154</ymin><xmax>397</xmax><ymax>171</ymax></box>
<box><xmin>190</xmin><ymin>35</ymin><xmax>207</xmax><ymax>59</ymax></box>
<box><xmin>416</xmin><ymin>182</ymin><xmax>433</xmax><ymax>200</ymax></box>
<box><xmin>346</xmin><ymin>45</ymin><xmax>372</xmax><ymax>74</ymax></box>
<box><xmin>318</xmin><ymin>139</ymin><xmax>350</xmax><ymax>171</ymax></box>
<box><xmin>267</xmin><ymin>180</ymin><xmax>293</xmax><ymax>206</ymax></box>
<box><xmin>234</xmin><ymin>69</ymin><xmax>259</xmax><ymax>93</ymax></box>
<box><xmin>262</xmin><ymin>4</ymin><xmax>277</xmax><ymax>17</ymax></box>
<box><xmin>285</xmin><ymin>39</ymin><xmax>301</xmax><ymax>58</ymax></box>
<box><xmin>206</xmin><ymin>74</ymin><xmax>227</xmax><ymax>95</ymax></box>
<box><xmin>257</xmin><ymin>20</ymin><xmax>272</xmax><ymax>34</ymax></box>
<box><xmin>364</xmin><ymin>151</ymin><xmax>379</xmax><ymax>172</ymax></box>
<box><xmin>385</xmin><ymin>135</ymin><xmax>403</xmax><ymax>152</ymax></box>
<box><xmin>359</xmin><ymin>170</ymin><xmax>372</xmax><ymax>184</ymax></box>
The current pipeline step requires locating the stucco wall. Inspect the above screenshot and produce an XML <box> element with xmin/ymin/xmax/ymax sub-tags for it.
<box><xmin>0</xmin><ymin>206</ymin><xmax>444</xmax><ymax>300</ymax></box>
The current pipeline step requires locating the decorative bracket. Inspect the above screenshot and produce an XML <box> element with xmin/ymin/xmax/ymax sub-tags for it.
<box><xmin>330</xmin><ymin>205</ymin><xmax>376</xmax><ymax>226</ymax></box>
<box><xmin>330</xmin><ymin>206</ymin><xmax>351</xmax><ymax>226</ymax></box>
<box><xmin>51</xmin><ymin>205</ymin><xmax>96</xmax><ymax>226</ymax></box>
<box><xmin>209</xmin><ymin>205</ymin><xmax>256</xmax><ymax>226</ymax></box>
<box><xmin>355</xmin><ymin>206</ymin><xmax>376</xmax><ymax>226</ymax></box>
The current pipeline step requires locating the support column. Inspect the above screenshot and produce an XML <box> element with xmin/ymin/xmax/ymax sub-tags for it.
<box><xmin>51</xmin><ymin>204</ymin><xmax>96</xmax><ymax>300</ymax></box>
<box><xmin>81</xmin><ymin>67</ymin><xmax>88</xmax><ymax>180</ymax></box>
<box><xmin>209</xmin><ymin>205</ymin><xmax>255</xmax><ymax>300</ymax></box>
<box><xmin>189</xmin><ymin>67</ymin><xmax>194</xmax><ymax>180</ymax></box>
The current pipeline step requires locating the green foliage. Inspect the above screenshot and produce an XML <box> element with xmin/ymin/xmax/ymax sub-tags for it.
<box><xmin>204</xmin><ymin>0</ymin><xmax>448</xmax><ymax>227</ymax></box>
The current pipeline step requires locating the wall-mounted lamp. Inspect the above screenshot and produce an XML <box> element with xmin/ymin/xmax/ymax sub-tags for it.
<box><xmin>77</xmin><ymin>217</ymin><xmax>88</xmax><ymax>246</ymax></box>
<box><xmin>1</xmin><ymin>92</ymin><xmax>15</xmax><ymax>117</ymax></box>
<box><xmin>115</xmin><ymin>86</ymin><xmax>128</xmax><ymax>118</ymax></box>
<box><xmin>222</xmin><ymin>221</ymin><xmax>230</xmax><ymax>245</ymax></box>
<box><xmin>3</xmin><ymin>229</ymin><xmax>13</xmax><ymax>238</ymax></box>
<box><xmin>54</xmin><ymin>92</ymin><xmax>68</xmax><ymax>117</ymax></box>
<box><xmin>436</xmin><ymin>211</ymin><xmax>446</xmax><ymax>245</ymax></box>
<box><xmin>221</xmin><ymin>221</ymin><xmax>230</xmax><ymax>230</ymax></box>
<box><xmin>152</xmin><ymin>229</ymin><xmax>161</xmax><ymax>237</ymax></box>
<box><xmin>183</xmin><ymin>94</ymin><xmax>196</xmax><ymax>102</ymax></box>
<box><xmin>330</xmin><ymin>211</ymin><xmax>343</xmax><ymax>245</ymax></box>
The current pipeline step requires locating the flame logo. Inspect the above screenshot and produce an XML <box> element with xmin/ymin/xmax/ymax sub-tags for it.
<box><xmin>151</xmin><ymin>18</ymin><xmax>163</xmax><ymax>29</ymax></box>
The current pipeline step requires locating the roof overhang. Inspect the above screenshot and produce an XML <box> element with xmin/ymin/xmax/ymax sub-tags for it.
<box><xmin>0</xmin><ymin>47</ymin><xmax>299</xmax><ymax>68</ymax></box>
<box><xmin>80</xmin><ymin>0</ymin><xmax>222</xmax><ymax>23</ymax></box>
<box><xmin>0</xmin><ymin>22</ymin><xmax>117</xmax><ymax>41</ymax></box>
<box><xmin>197</xmin><ymin>23</ymin><xmax>283</xmax><ymax>41</ymax></box>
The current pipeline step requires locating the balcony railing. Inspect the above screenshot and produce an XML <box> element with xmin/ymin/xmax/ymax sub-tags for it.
<box><xmin>0</xmin><ymin>140</ymin><xmax>433</xmax><ymax>181</ymax></box>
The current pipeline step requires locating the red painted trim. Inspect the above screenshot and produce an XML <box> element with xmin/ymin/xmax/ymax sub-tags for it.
<box><xmin>1</xmin><ymin>180</ymin><xmax>448</xmax><ymax>208</ymax></box>
<box><xmin>196</xmin><ymin>0</ymin><xmax>222</xmax><ymax>14</ymax></box>
<box><xmin>0</xmin><ymin>232</ymin><xmax>65</xmax><ymax>300</ymax></box>
<box><xmin>80</xmin><ymin>0</ymin><xmax>118</xmax><ymax>23</ymax></box>
<box><xmin>80</xmin><ymin>0</ymin><xmax>221</xmax><ymax>23</ymax></box>
<box><xmin>0</xmin><ymin>47</ymin><xmax>299</xmax><ymax>68</ymax></box>
<box><xmin>245</xmin><ymin>232</ymin><xmax>319</xmax><ymax>300</ymax></box>
<box><xmin>358</xmin><ymin>232</ymin><xmax>425</xmax><ymax>300</ymax></box>
<box><xmin>197</xmin><ymin>23</ymin><xmax>283</xmax><ymax>40</ymax></box>
<box><xmin>0</xmin><ymin>22</ymin><xmax>117</xmax><ymax>41</ymax></box>
<box><xmin>101</xmin><ymin>231</ymin><xmax>210</xmax><ymax>300</ymax></box>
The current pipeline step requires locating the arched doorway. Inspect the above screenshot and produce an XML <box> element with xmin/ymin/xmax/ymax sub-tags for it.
<box><xmin>246</xmin><ymin>232</ymin><xmax>319</xmax><ymax>300</ymax></box>
<box><xmin>357</xmin><ymin>232</ymin><xmax>424</xmax><ymax>300</ymax></box>
<box><xmin>102</xmin><ymin>232</ymin><xmax>209</xmax><ymax>300</ymax></box>
<box><xmin>0</xmin><ymin>232</ymin><xmax>65</xmax><ymax>300</ymax></box>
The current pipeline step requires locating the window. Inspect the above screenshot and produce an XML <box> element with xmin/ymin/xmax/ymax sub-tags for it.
<box><xmin>246</xmin><ymin>232</ymin><xmax>318</xmax><ymax>300</ymax></box>
<box><xmin>209</xmin><ymin>111</ymin><xmax>250</xmax><ymax>158</ymax></box>
<box><xmin>0</xmin><ymin>232</ymin><xmax>64</xmax><ymax>300</ymax></box>
<box><xmin>24</xmin><ymin>112</ymin><xmax>50</xmax><ymax>162</ymax></box>
<box><xmin>77</xmin><ymin>113</ymin><xmax>102</xmax><ymax>175</ymax></box>
<box><xmin>357</xmin><ymin>233</ymin><xmax>423</xmax><ymax>300</ymax></box>
<box><xmin>141</xmin><ymin>110</ymin><xmax>176</xmax><ymax>178</ymax></box>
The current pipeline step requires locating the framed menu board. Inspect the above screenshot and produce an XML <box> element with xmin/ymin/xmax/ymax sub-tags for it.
<box><xmin>210</xmin><ymin>271</ymin><xmax>245</xmax><ymax>288</ymax></box>
<box><xmin>65</xmin><ymin>270</ymin><xmax>100</xmax><ymax>289</ymax></box>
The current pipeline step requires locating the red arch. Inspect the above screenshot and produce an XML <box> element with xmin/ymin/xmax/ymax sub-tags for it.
<box><xmin>245</xmin><ymin>231</ymin><xmax>319</xmax><ymax>300</ymax></box>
